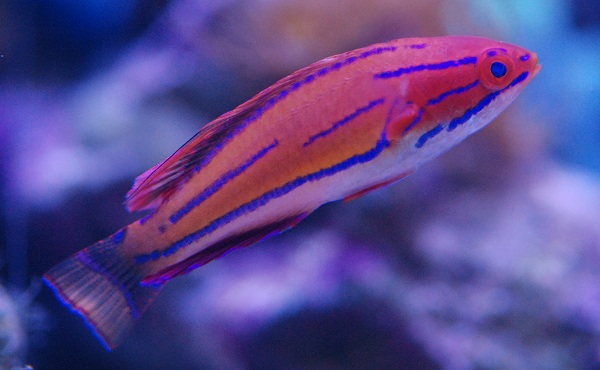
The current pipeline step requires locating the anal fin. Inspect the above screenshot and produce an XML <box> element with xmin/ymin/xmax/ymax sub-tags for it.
<box><xmin>342</xmin><ymin>170</ymin><xmax>413</xmax><ymax>202</ymax></box>
<box><xmin>141</xmin><ymin>213</ymin><xmax>309</xmax><ymax>286</ymax></box>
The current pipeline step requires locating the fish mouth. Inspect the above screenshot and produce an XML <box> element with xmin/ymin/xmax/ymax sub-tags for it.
<box><xmin>531</xmin><ymin>53</ymin><xmax>542</xmax><ymax>77</ymax></box>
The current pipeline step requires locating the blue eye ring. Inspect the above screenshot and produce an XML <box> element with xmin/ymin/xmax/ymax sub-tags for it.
<box><xmin>490</xmin><ymin>61</ymin><xmax>507</xmax><ymax>78</ymax></box>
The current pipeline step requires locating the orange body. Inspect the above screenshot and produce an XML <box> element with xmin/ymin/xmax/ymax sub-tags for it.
<box><xmin>44</xmin><ymin>36</ymin><xmax>540</xmax><ymax>349</ymax></box>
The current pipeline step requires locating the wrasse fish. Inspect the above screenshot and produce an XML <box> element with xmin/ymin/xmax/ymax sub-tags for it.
<box><xmin>44</xmin><ymin>36</ymin><xmax>540</xmax><ymax>349</ymax></box>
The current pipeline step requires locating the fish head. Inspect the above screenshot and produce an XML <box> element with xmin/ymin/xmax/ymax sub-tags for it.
<box><xmin>443</xmin><ymin>37</ymin><xmax>540</xmax><ymax>130</ymax></box>
<box><xmin>389</xmin><ymin>36</ymin><xmax>540</xmax><ymax>164</ymax></box>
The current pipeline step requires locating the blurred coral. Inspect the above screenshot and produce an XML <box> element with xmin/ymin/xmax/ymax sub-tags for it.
<box><xmin>165</xmin><ymin>0</ymin><xmax>445</xmax><ymax>77</ymax></box>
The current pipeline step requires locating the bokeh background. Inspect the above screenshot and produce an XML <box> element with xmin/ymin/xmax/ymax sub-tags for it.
<box><xmin>1</xmin><ymin>0</ymin><xmax>600</xmax><ymax>369</ymax></box>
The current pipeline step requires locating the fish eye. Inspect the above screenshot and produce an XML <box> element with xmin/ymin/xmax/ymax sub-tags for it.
<box><xmin>490</xmin><ymin>61</ymin><xmax>507</xmax><ymax>78</ymax></box>
<box><xmin>478</xmin><ymin>48</ymin><xmax>515</xmax><ymax>90</ymax></box>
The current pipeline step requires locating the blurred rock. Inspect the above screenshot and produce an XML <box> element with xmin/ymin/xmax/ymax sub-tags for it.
<box><xmin>166</xmin><ymin>232</ymin><xmax>439</xmax><ymax>370</ymax></box>
<box><xmin>0</xmin><ymin>285</ymin><xmax>25</xmax><ymax>369</ymax></box>
<box><xmin>404</xmin><ymin>163</ymin><xmax>600</xmax><ymax>369</ymax></box>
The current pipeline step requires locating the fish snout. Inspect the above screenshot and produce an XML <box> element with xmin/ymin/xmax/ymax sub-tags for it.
<box><xmin>530</xmin><ymin>52</ymin><xmax>542</xmax><ymax>78</ymax></box>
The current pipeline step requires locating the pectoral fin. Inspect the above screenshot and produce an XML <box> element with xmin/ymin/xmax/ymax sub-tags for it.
<box><xmin>384</xmin><ymin>100</ymin><xmax>422</xmax><ymax>142</ymax></box>
<box><xmin>342</xmin><ymin>170</ymin><xmax>414</xmax><ymax>202</ymax></box>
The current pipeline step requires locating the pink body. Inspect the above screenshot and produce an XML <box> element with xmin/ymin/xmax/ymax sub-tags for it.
<box><xmin>44</xmin><ymin>36</ymin><xmax>540</xmax><ymax>349</ymax></box>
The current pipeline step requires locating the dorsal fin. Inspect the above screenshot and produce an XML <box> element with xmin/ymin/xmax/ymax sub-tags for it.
<box><xmin>124</xmin><ymin>72</ymin><xmax>307</xmax><ymax>211</ymax></box>
<box><xmin>125</xmin><ymin>44</ymin><xmax>395</xmax><ymax>212</ymax></box>
<box><xmin>125</xmin><ymin>107</ymin><xmax>249</xmax><ymax>212</ymax></box>
<box><xmin>125</xmin><ymin>69</ymin><xmax>315</xmax><ymax>212</ymax></box>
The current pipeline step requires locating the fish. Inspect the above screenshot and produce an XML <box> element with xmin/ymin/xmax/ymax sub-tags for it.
<box><xmin>43</xmin><ymin>36</ymin><xmax>541</xmax><ymax>350</ymax></box>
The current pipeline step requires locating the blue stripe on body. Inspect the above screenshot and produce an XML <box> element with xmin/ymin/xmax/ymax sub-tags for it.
<box><xmin>303</xmin><ymin>98</ymin><xmax>385</xmax><ymax>147</ymax></box>
<box><xmin>112</xmin><ymin>228</ymin><xmax>127</xmax><ymax>244</ymax></box>
<box><xmin>161</xmin><ymin>46</ymin><xmax>398</xmax><ymax>225</ymax></box>
<box><xmin>427</xmin><ymin>80</ymin><xmax>480</xmax><ymax>106</ymax></box>
<box><xmin>403</xmin><ymin>80</ymin><xmax>480</xmax><ymax>133</ymax></box>
<box><xmin>415</xmin><ymin>71</ymin><xmax>530</xmax><ymax>148</ymax></box>
<box><xmin>139</xmin><ymin>212</ymin><xmax>154</xmax><ymax>225</ymax></box>
<box><xmin>447</xmin><ymin>72</ymin><xmax>529</xmax><ymax>131</ymax></box>
<box><xmin>402</xmin><ymin>109</ymin><xmax>425</xmax><ymax>134</ymax></box>
<box><xmin>169</xmin><ymin>140</ymin><xmax>279</xmax><ymax>225</ymax></box>
<box><xmin>415</xmin><ymin>125</ymin><xmax>444</xmax><ymax>148</ymax></box>
<box><xmin>191</xmin><ymin>46</ymin><xmax>398</xmax><ymax>176</ymax></box>
<box><xmin>134</xmin><ymin>72</ymin><xmax>531</xmax><ymax>262</ymax></box>
<box><xmin>406</xmin><ymin>43</ymin><xmax>428</xmax><ymax>49</ymax></box>
<box><xmin>135</xmin><ymin>137</ymin><xmax>391</xmax><ymax>264</ymax></box>
<box><xmin>374</xmin><ymin>56</ymin><xmax>477</xmax><ymax>79</ymax></box>
<box><xmin>130</xmin><ymin>46</ymin><xmax>398</xmax><ymax>212</ymax></box>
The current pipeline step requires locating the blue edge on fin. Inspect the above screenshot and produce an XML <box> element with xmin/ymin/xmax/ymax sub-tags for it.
<box><xmin>43</xmin><ymin>213</ymin><xmax>309</xmax><ymax>349</ymax></box>
<box><xmin>142</xmin><ymin>213</ymin><xmax>309</xmax><ymax>286</ymax></box>
<box><xmin>42</xmin><ymin>274</ymin><xmax>114</xmax><ymax>351</ymax></box>
<box><xmin>42</xmin><ymin>229</ymin><xmax>163</xmax><ymax>351</ymax></box>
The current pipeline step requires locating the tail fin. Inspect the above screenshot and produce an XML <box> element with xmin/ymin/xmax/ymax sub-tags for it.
<box><xmin>43</xmin><ymin>229</ymin><xmax>163</xmax><ymax>350</ymax></box>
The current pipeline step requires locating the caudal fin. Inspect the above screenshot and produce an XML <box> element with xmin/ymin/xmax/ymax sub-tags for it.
<box><xmin>43</xmin><ymin>229</ymin><xmax>163</xmax><ymax>350</ymax></box>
